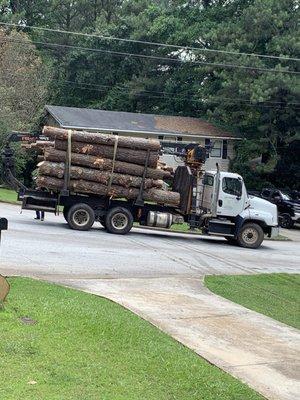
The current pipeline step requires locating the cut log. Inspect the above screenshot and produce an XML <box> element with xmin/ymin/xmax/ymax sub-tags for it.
<box><xmin>158</xmin><ymin>162</ymin><xmax>174</xmax><ymax>174</ymax></box>
<box><xmin>36</xmin><ymin>176</ymin><xmax>180</xmax><ymax>206</ymax></box>
<box><xmin>38</xmin><ymin>161</ymin><xmax>163</xmax><ymax>189</ymax></box>
<box><xmin>44</xmin><ymin>148</ymin><xmax>171</xmax><ymax>180</ymax></box>
<box><xmin>43</xmin><ymin>126</ymin><xmax>161</xmax><ymax>151</ymax></box>
<box><xmin>55</xmin><ymin>140</ymin><xmax>159</xmax><ymax>168</ymax></box>
<box><xmin>34</xmin><ymin>140</ymin><xmax>55</xmax><ymax>148</ymax></box>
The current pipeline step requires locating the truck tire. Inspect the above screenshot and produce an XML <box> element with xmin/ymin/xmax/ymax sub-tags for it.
<box><xmin>63</xmin><ymin>206</ymin><xmax>70</xmax><ymax>222</ymax></box>
<box><xmin>67</xmin><ymin>203</ymin><xmax>95</xmax><ymax>231</ymax></box>
<box><xmin>279</xmin><ymin>213</ymin><xmax>294</xmax><ymax>229</ymax></box>
<box><xmin>237</xmin><ymin>223</ymin><xmax>264</xmax><ymax>249</ymax></box>
<box><xmin>105</xmin><ymin>207</ymin><xmax>133</xmax><ymax>235</ymax></box>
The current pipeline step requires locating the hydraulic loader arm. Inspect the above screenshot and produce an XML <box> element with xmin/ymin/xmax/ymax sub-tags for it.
<box><xmin>1</xmin><ymin>131</ymin><xmax>40</xmax><ymax>192</ymax></box>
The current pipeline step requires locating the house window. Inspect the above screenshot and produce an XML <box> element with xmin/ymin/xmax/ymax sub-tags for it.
<box><xmin>205</xmin><ymin>139</ymin><xmax>211</xmax><ymax>158</ymax></box>
<box><xmin>210</xmin><ymin>140</ymin><xmax>222</xmax><ymax>158</ymax></box>
<box><xmin>160</xmin><ymin>135</ymin><xmax>182</xmax><ymax>153</ymax></box>
<box><xmin>222</xmin><ymin>140</ymin><xmax>228</xmax><ymax>159</ymax></box>
<box><xmin>158</xmin><ymin>135</ymin><xmax>164</xmax><ymax>140</ymax></box>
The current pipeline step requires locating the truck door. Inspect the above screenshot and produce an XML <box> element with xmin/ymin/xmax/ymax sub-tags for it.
<box><xmin>217</xmin><ymin>176</ymin><xmax>245</xmax><ymax>217</ymax></box>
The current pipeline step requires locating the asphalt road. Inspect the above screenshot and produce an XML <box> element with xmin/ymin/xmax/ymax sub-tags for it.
<box><xmin>1</xmin><ymin>202</ymin><xmax>299</xmax><ymax>278</ymax></box>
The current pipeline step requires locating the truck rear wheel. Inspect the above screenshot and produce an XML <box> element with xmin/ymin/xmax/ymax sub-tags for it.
<box><xmin>105</xmin><ymin>207</ymin><xmax>133</xmax><ymax>234</ymax></box>
<box><xmin>67</xmin><ymin>203</ymin><xmax>95</xmax><ymax>231</ymax></box>
<box><xmin>237</xmin><ymin>223</ymin><xmax>264</xmax><ymax>249</ymax></box>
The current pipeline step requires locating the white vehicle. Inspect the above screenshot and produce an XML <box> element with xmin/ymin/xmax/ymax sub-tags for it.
<box><xmin>199</xmin><ymin>170</ymin><xmax>278</xmax><ymax>248</ymax></box>
<box><xmin>3</xmin><ymin>133</ymin><xmax>278</xmax><ymax>249</ymax></box>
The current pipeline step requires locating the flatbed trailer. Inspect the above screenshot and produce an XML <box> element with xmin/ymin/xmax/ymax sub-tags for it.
<box><xmin>18</xmin><ymin>187</ymin><xmax>183</xmax><ymax>233</ymax></box>
<box><xmin>2</xmin><ymin>131</ymin><xmax>279</xmax><ymax>248</ymax></box>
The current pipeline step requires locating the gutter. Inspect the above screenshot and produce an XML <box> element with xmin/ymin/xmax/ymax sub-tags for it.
<box><xmin>58</xmin><ymin>124</ymin><xmax>241</xmax><ymax>140</ymax></box>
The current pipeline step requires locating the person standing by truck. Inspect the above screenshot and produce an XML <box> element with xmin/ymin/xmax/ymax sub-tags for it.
<box><xmin>35</xmin><ymin>210</ymin><xmax>45</xmax><ymax>221</ymax></box>
<box><xmin>32</xmin><ymin>168</ymin><xmax>45</xmax><ymax>221</ymax></box>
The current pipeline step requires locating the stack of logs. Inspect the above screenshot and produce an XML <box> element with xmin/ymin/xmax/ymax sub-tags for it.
<box><xmin>35</xmin><ymin>126</ymin><xmax>180</xmax><ymax>206</ymax></box>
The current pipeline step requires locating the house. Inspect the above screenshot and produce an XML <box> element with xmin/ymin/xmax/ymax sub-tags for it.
<box><xmin>44</xmin><ymin>105</ymin><xmax>240</xmax><ymax>171</ymax></box>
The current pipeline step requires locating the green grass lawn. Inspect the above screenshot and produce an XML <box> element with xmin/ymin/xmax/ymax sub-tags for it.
<box><xmin>0</xmin><ymin>188</ymin><xmax>18</xmax><ymax>204</ymax></box>
<box><xmin>205</xmin><ymin>274</ymin><xmax>300</xmax><ymax>329</ymax></box>
<box><xmin>170</xmin><ymin>222</ymin><xmax>202</xmax><ymax>233</ymax></box>
<box><xmin>0</xmin><ymin>278</ymin><xmax>262</xmax><ymax>400</ymax></box>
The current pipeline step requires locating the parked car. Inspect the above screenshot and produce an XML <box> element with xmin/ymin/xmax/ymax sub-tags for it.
<box><xmin>260</xmin><ymin>188</ymin><xmax>300</xmax><ymax>229</ymax></box>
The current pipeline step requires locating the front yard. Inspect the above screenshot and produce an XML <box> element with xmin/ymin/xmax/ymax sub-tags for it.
<box><xmin>0</xmin><ymin>188</ymin><xmax>18</xmax><ymax>204</ymax></box>
<box><xmin>0</xmin><ymin>277</ymin><xmax>263</xmax><ymax>400</ymax></box>
<box><xmin>205</xmin><ymin>273</ymin><xmax>300</xmax><ymax>329</ymax></box>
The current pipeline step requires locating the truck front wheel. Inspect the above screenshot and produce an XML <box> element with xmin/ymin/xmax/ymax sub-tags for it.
<box><xmin>237</xmin><ymin>223</ymin><xmax>264</xmax><ymax>249</ymax></box>
<box><xmin>105</xmin><ymin>207</ymin><xmax>133</xmax><ymax>234</ymax></box>
<box><xmin>67</xmin><ymin>203</ymin><xmax>95</xmax><ymax>231</ymax></box>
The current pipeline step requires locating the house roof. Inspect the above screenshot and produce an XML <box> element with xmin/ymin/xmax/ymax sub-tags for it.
<box><xmin>45</xmin><ymin>105</ymin><xmax>238</xmax><ymax>140</ymax></box>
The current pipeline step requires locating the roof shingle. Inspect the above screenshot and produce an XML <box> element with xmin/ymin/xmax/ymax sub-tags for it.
<box><xmin>45</xmin><ymin>105</ymin><xmax>237</xmax><ymax>139</ymax></box>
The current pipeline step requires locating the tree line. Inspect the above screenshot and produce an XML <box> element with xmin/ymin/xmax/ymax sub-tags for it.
<box><xmin>0</xmin><ymin>0</ymin><xmax>299</xmax><ymax>189</ymax></box>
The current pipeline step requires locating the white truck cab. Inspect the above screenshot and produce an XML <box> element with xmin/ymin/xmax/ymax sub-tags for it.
<box><xmin>199</xmin><ymin>171</ymin><xmax>278</xmax><ymax>248</ymax></box>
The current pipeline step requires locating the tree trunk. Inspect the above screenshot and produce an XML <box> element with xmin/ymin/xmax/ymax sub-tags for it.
<box><xmin>44</xmin><ymin>148</ymin><xmax>171</xmax><ymax>180</ymax></box>
<box><xmin>43</xmin><ymin>126</ymin><xmax>161</xmax><ymax>151</ymax></box>
<box><xmin>38</xmin><ymin>161</ymin><xmax>163</xmax><ymax>189</ymax></box>
<box><xmin>36</xmin><ymin>176</ymin><xmax>180</xmax><ymax>206</ymax></box>
<box><xmin>55</xmin><ymin>140</ymin><xmax>159</xmax><ymax>168</ymax></box>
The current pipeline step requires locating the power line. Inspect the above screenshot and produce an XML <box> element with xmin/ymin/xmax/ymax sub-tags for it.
<box><xmin>1</xmin><ymin>21</ymin><xmax>299</xmax><ymax>63</ymax></box>
<box><xmin>2</xmin><ymin>37</ymin><xmax>299</xmax><ymax>76</ymax></box>
<box><xmin>55</xmin><ymin>80</ymin><xmax>300</xmax><ymax>109</ymax></box>
<box><xmin>67</xmin><ymin>80</ymin><xmax>299</xmax><ymax>105</ymax></box>
<box><xmin>2</xmin><ymin>69</ymin><xmax>300</xmax><ymax>108</ymax></box>
<box><xmin>62</xmin><ymin>80</ymin><xmax>300</xmax><ymax>106</ymax></box>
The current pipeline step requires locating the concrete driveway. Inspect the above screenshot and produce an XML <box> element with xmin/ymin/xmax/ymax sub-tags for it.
<box><xmin>1</xmin><ymin>203</ymin><xmax>300</xmax><ymax>400</ymax></box>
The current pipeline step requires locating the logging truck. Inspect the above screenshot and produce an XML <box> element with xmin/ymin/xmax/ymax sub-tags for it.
<box><xmin>2</xmin><ymin>130</ymin><xmax>279</xmax><ymax>249</ymax></box>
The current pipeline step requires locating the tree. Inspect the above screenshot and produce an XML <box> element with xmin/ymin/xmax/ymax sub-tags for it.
<box><xmin>186</xmin><ymin>0</ymin><xmax>299</xmax><ymax>188</ymax></box>
<box><xmin>0</xmin><ymin>0</ymin><xmax>299</xmax><ymax>189</ymax></box>
<box><xmin>0</xmin><ymin>29</ymin><xmax>50</xmax><ymax>184</ymax></box>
